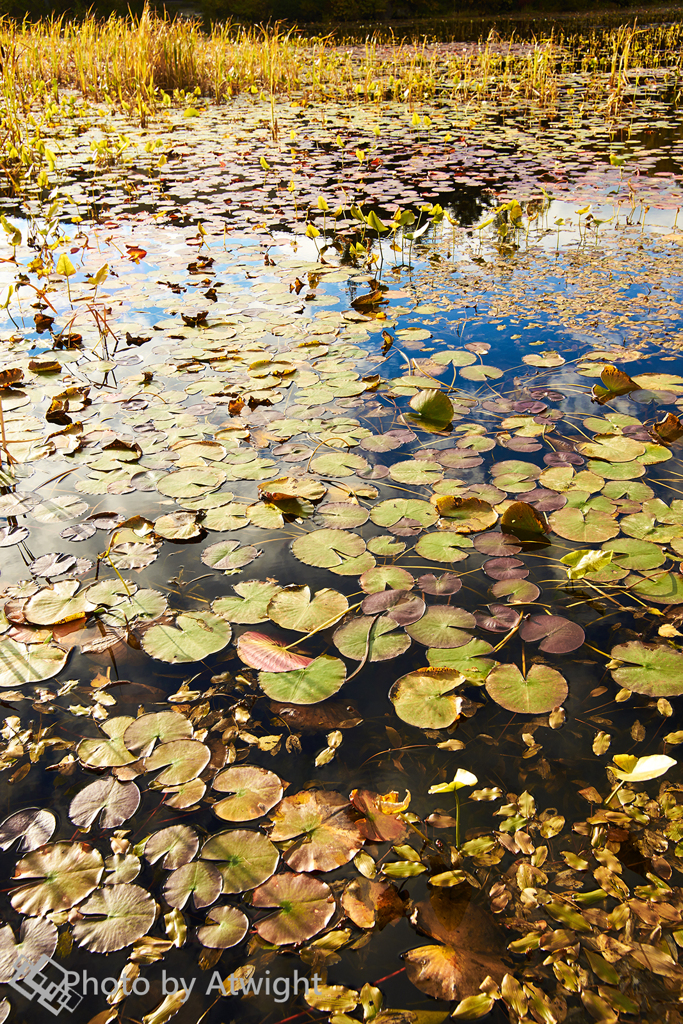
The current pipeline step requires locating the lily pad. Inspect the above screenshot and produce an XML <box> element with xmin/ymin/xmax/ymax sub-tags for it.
<box><xmin>609</xmin><ymin>641</ymin><xmax>683</xmax><ymax>696</ymax></box>
<box><xmin>0</xmin><ymin>638</ymin><xmax>68</xmax><ymax>686</ymax></box>
<box><xmin>519</xmin><ymin>615</ymin><xmax>585</xmax><ymax>654</ymax></box>
<box><xmin>69</xmin><ymin>778</ymin><xmax>141</xmax><ymax>830</ymax></box>
<box><xmin>259</xmin><ymin>655</ymin><xmax>347</xmax><ymax>704</ymax></box>
<box><xmin>142</xmin><ymin>611</ymin><xmax>232</xmax><ymax>662</ymax></box>
<box><xmin>269</xmin><ymin>790</ymin><xmax>363</xmax><ymax>872</ymax></box>
<box><xmin>486</xmin><ymin>663</ymin><xmax>568</xmax><ymax>714</ymax></box>
<box><xmin>11</xmin><ymin>841</ymin><xmax>104</xmax><ymax>915</ymax></box>
<box><xmin>200</xmin><ymin>829</ymin><xmax>279</xmax><ymax>893</ymax></box>
<box><xmin>197</xmin><ymin>905</ymin><xmax>249</xmax><ymax>949</ymax></box>
<box><xmin>212</xmin><ymin>580</ymin><xmax>282</xmax><ymax>623</ymax></box>
<box><xmin>334</xmin><ymin>615</ymin><xmax>412</xmax><ymax>662</ymax></box>
<box><xmin>201</xmin><ymin>539</ymin><xmax>261</xmax><ymax>572</ymax></box>
<box><xmin>389</xmin><ymin>669</ymin><xmax>467</xmax><ymax>728</ymax></box>
<box><xmin>405</xmin><ymin>606</ymin><xmax>475</xmax><ymax>648</ymax></box>
<box><xmin>267</xmin><ymin>586</ymin><xmax>348</xmax><ymax>632</ymax></box>
<box><xmin>212</xmin><ymin>765</ymin><xmax>284</xmax><ymax>821</ymax></box>
<box><xmin>252</xmin><ymin>872</ymin><xmax>335</xmax><ymax>945</ymax></box>
<box><xmin>72</xmin><ymin>883</ymin><xmax>156</xmax><ymax>952</ymax></box>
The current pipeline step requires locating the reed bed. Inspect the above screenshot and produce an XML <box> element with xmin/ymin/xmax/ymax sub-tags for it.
<box><xmin>0</xmin><ymin>7</ymin><xmax>681</xmax><ymax>110</ymax></box>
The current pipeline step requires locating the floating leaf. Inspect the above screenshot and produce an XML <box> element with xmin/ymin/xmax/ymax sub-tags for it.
<box><xmin>267</xmin><ymin>586</ymin><xmax>348</xmax><ymax>632</ymax></box>
<box><xmin>123</xmin><ymin>711</ymin><xmax>193</xmax><ymax>757</ymax></box>
<box><xmin>0</xmin><ymin>808</ymin><xmax>56</xmax><ymax>852</ymax></box>
<box><xmin>390</xmin><ymin>669</ymin><xmax>466</xmax><ymax>728</ymax></box>
<box><xmin>201</xmin><ymin>829</ymin><xmax>279</xmax><ymax>893</ymax></box>
<box><xmin>259</xmin><ymin>655</ymin><xmax>347</xmax><ymax>704</ymax></box>
<box><xmin>609</xmin><ymin>642</ymin><xmax>683</xmax><ymax>696</ymax></box>
<box><xmin>0</xmin><ymin>638</ymin><xmax>68</xmax><ymax>686</ymax></box>
<box><xmin>609</xmin><ymin>753</ymin><xmax>677</xmax><ymax>782</ymax></box>
<box><xmin>145</xmin><ymin>740</ymin><xmax>210</xmax><ymax>786</ymax></box>
<box><xmin>11</xmin><ymin>841</ymin><xmax>104</xmax><ymax>915</ymax></box>
<box><xmin>196</xmin><ymin>905</ymin><xmax>249</xmax><ymax>949</ymax></box>
<box><xmin>157</xmin><ymin>466</ymin><xmax>227</xmax><ymax>499</ymax></box>
<box><xmin>201</xmin><ymin>539</ymin><xmax>261</xmax><ymax>572</ymax></box>
<box><xmin>72</xmin><ymin>883</ymin><xmax>156</xmax><ymax>952</ymax></box>
<box><xmin>334</xmin><ymin>615</ymin><xmax>411</xmax><ymax>662</ymax></box>
<box><xmin>486</xmin><ymin>663</ymin><xmax>568</xmax><ymax>714</ymax></box>
<box><xmin>144</xmin><ymin>825</ymin><xmax>199</xmax><ymax>869</ymax></box>
<box><xmin>236</xmin><ymin>631</ymin><xmax>313</xmax><ymax>672</ymax></box>
<box><xmin>252</xmin><ymin>872</ymin><xmax>335</xmax><ymax>945</ymax></box>
<box><xmin>407</xmin><ymin>389</ymin><xmax>454</xmax><ymax>429</ymax></box>
<box><xmin>427</xmin><ymin>639</ymin><xmax>497</xmax><ymax>684</ymax></box>
<box><xmin>269</xmin><ymin>790</ymin><xmax>363</xmax><ymax>871</ymax></box>
<box><xmin>404</xmin><ymin>944</ymin><xmax>505</xmax><ymax>1002</ymax></box>
<box><xmin>212</xmin><ymin>581</ymin><xmax>282</xmax><ymax>623</ymax></box>
<box><xmin>415</xmin><ymin>533</ymin><xmax>472</xmax><ymax>562</ymax></box>
<box><xmin>142</xmin><ymin>611</ymin><xmax>232</xmax><ymax>662</ymax></box>
<box><xmin>500</xmin><ymin>502</ymin><xmax>548</xmax><ymax>539</ymax></box>
<box><xmin>405</xmin><ymin>606</ymin><xmax>475</xmax><ymax>648</ymax></box>
<box><xmin>519</xmin><ymin>615</ymin><xmax>585</xmax><ymax>653</ymax></box>
<box><xmin>212</xmin><ymin>765</ymin><xmax>284</xmax><ymax>821</ymax></box>
<box><xmin>163</xmin><ymin>860</ymin><xmax>222</xmax><ymax>910</ymax></box>
<box><xmin>69</xmin><ymin>778</ymin><xmax>140</xmax><ymax>829</ymax></box>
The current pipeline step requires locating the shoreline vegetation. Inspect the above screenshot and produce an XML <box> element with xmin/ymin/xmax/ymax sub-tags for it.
<box><xmin>0</xmin><ymin>6</ymin><xmax>681</xmax><ymax>111</ymax></box>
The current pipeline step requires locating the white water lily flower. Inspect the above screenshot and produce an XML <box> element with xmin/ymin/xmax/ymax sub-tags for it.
<box><xmin>428</xmin><ymin>769</ymin><xmax>478</xmax><ymax>795</ymax></box>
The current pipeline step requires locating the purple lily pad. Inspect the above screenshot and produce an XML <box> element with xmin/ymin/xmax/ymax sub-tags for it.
<box><xmin>543</xmin><ymin>452</ymin><xmax>585</xmax><ymax>467</ymax></box>
<box><xmin>519</xmin><ymin>614</ymin><xmax>585</xmax><ymax>653</ymax></box>
<box><xmin>498</xmin><ymin>436</ymin><xmax>543</xmax><ymax>452</ymax></box>
<box><xmin>473</xmin><ymin>533</ymin><xmax>522</xmax><ymax>556</ymax></box>
<box><xmin>483</xmin><ymin>557</ymin><xmax>529</xmax><ymax>581</ymax></box>
<box><xmin>475</xmin><ymin>604</ymin><xmax>522</xmax><ymax>633</ymax></box>
<box><xmin>417</xmin><ymin>573</ymin><xmax>462</xmax><ymax>596</ymax></box>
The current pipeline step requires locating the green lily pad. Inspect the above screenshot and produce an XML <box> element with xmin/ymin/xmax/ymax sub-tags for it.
<box><xmin>157</xmin><ymin>466</ymin><xmax>227</xmax><ymax>498</ymax></box>
<box><xmin>389</xmin><ymin>668</ymin><xmax>466</xmax><ymax>728</ymax></box>
<box><xmin>291</xmin><ymin>528</ymin><xmax>375</xmax><ymax>576</ymax></box>
<box><xmin>267</xmin><ymin>586</ymin><xmax>348</xmax><ymax>632</ymax></box>
<box><xmin>602</xmin><ymin>538</ymin><xmax>666</xmax><ymax>570</ymax></box>
<box><xmin>370</xmin><ymin>499</ymin><xmax>437</xmax><ymax>529</ymax></box>
<box><xmin>577</xmin><ymin>436</ymin><xmax>646</xmax><ymax>463</ymax></box>
<box><xmin>142</xmin><ymin>611</ymin><xmax>232</xmax><ymax>662</ymax></box>
<box><xmin>405</xmin><ymin>606</ymin><xmax>475</xmax><ymax>648</ymax></box>
<box><xmin>334</xmin><ymin>615</ymin><xmax>411</xmax><ymax>662</ymax></box>
<box><xmin>201</xmin><ymin>540</ymin><xmax>262</xmax><ymax>572</ymax></box>
<box><xmin>252</xmin><ymin>872</ymin><xmax>335</xmax><ymax>945</ymax></box>
<box><xmin>200</xmin><ymin>829</ymin><xmax>279</xmax><ymax>893</ymax></box>
<box><xmin>259</xmin><ymin>654</ymin><xmax>346</xmax><ymax>704</ymax></box>
<box><xmin>415</xmin><ymin>533</ymin><xmax>472</xmax><ymax>562</ymax></box>
<box><xmin>359</xmin><ymin>566</ymin><xmax>415</xmax><ymax>593</ymax></box>
<box><xmin>317</xmin><ymin>503</ymin><xmax>370</xmax><ymax>529</ymax></box>
<box><xmin>609</xmin><ymin>641</ymin><xmax>683</xmax><ymax>696</ymax></box>
<box><xmin>197</xmin><ymin>905</ymin><xmax>249</xmax><ymax>949</ymax></box>
<box><xmin>407</xmin><ymin>389</ymin><xmax>454</xmax><ymax>429</ymax></box>
<box><xmin>625</xmin><ymin>572</ymin><xmax>683</xmax><ymax>604</ymax></box>
<box><xmin>0</xmin><ymin>639</ymin><xmax>68</xmax><ymax>687</ymax></box>
<box><xmin>485</xmin><ymin>663</ymin><xmax>567</xmax><ymax>714</ymax></box>
<box><xmin>427</xmin><ymin>638</ymin><xmax>497</xmax><ymax>684</ymax></box>
<box><xmin>549</xmin><ymin>507</ymin><xmax>619</xmax><ymax>543</ymax></box>
<box><xmin>310</xmin><ymin>452</ymin><xmax>369</xmax><ymax>477</ymax></box>
<box><xmin>389</xmin><ymin>460</ymin><xmax>444</xmax><ymax>485</ymax></box>
<box><xmin>212</xmin><ymin>581</ymin><xmax>282</xmax><ymax>624</ymax></box>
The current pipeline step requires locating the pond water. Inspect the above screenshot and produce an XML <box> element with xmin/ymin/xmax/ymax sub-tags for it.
<box><xmin>1</xmin><ymin>58</ymin><xmax>683</xmax><ymax>1024</ymax></box>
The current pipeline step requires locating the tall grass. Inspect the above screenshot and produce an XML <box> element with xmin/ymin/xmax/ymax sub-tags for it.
<box><xmin>0</xmin><ymin>6</ymin><xmax>681</xmax><ymax>110</ymax></box>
